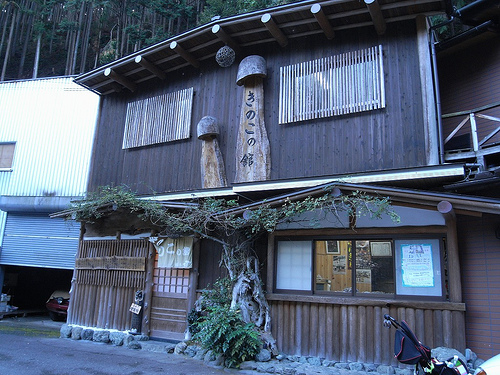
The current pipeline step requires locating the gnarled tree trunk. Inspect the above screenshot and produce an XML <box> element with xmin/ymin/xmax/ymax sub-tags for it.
<box><xmin>229</xmin><ymin>255</ymin><xmax>278</xmax><ymax>355</ymax></box>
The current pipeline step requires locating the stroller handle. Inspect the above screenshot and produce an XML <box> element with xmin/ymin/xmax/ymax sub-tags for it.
<box><xmin>383</xmin><ymin>314</ymin><xmax>401</xmax><ymax>329</ymax></box>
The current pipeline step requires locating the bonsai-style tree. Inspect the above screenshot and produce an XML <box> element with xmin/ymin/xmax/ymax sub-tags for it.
<box><xmin>68</xmin><ymin>184</ymin><xmax>399</xmax><ymax>365</ymax></box>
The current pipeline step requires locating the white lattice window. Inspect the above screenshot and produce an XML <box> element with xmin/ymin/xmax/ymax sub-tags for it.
<box><xmin>279</xmin><ymin>45</ymin><xmax>385</xmax><ymax>124</ymax></box>
<box><xmin>122</xmin><ymin>87</ymin><xmax>193</xmax><ymax>149</ymax></box>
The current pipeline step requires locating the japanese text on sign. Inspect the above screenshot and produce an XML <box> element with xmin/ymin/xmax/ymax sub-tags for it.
<box><xmin>240</xmin><ymin>90</ymin><xmax>257</xmax><ymax>167</ymax></box>
<box><xmin>401</xmin><ymin>244</ymin><xmax>434</xmax><ymax>287</ymax></box>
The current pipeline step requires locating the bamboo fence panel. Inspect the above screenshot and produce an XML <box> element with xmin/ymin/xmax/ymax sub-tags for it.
<box><xmin>269</xmin><ymin>300</ymin><xmax>466</xmax><ymax>366</ymax></box>
<box><xmin>68</xmin><ymin>240</ymin><xmax>149</xmax><ymax>331</ymax></box>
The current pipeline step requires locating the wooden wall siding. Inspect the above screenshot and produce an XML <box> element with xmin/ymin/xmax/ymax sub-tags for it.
<box><xmin>439</xmin><ymin>35</ymin><xmax>500</xmax><ymax>146</ymax></box>
<box><xmin>88</xmin><ymin>22</ymin><xmax>427</xmax><ymax>195</ymax></box>
<box><xmin>268</xmin><ymin>300</ymin><xmax>466</xmax><ymax>365</ymax></box>
<box><xmin>68</xmin><ymin>239</ymin><xmax>149</xmax><ymax>331</ymax></box>
<box><xmin>457</xmin><ymin>214</ymin><xmax>500</xmax><ymax>360</ymax></box>
<box><xmin>197</xmin><ymin>239</ymin><xmax>227</xmax><ymax>290</ymax></box>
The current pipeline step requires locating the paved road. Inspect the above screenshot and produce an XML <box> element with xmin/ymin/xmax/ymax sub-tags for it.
<box><xmin>0</xmin><ymin>316</ymin><xmax>239</xmax><ymax>375</ymax></box>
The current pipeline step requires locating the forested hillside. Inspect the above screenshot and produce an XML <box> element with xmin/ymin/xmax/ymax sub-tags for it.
<box><xmin>0</xmin><ymin>0</ymin><xmax>473</xmax><ymax>82</ymax></box>
<box><xmin>0</xmin><ymin>0</ymin><xmax>282</xmax><ymax>81</ymax></box>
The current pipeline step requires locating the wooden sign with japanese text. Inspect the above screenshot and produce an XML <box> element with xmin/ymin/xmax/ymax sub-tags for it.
<box><xmin>235</xmin><ymin>56</ymin><xmax>271</xmax><ymax>183</ymax></box>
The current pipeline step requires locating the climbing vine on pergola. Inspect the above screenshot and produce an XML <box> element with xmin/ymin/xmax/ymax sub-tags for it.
<box><xmin>69</xmin><ymin>184</ymin><xmax>399</xmax><ymax>354</ymax></box>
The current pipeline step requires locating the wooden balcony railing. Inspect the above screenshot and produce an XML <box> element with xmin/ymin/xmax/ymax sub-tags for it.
<box><xmin>442</xmin><ymin>103</ymin><xmax>500</xmax><ymax>167</ymax></box>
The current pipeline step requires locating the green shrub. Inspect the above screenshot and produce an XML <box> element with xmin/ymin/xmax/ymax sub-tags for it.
<box><xmin>192</xmin><ymin>305</ymin><xmax>261</xmax><ymax>368</ymax></box>
<box><xmin>187</xmin><ymin>277</ymin><xmax>233</xmax><ymax>337</ymax></box>
<box><xmin>197</xmin><ymin>277</ymin><xmax>233</xmax><ymax>309</ymax></box>
<box><xmin>189</xmin><ymin>277</ymin><xmax>262</xmax><ymax>367</ymax></box>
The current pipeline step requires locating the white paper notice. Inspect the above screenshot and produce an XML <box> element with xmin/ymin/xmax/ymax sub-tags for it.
<box><xmin>401</xmin><ymin>244</ymin><xmax>434</xmax><ymax>287</ymax></box>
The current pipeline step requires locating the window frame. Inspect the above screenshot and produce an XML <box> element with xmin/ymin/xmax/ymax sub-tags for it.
<box><xmin>0</xmin><ymin>142</ymin><xmax>16</xmax><ymax>171</ymax></box>
<box><xmin>274</xmin><ymin>234</ymin><xmax>447</xmax><ymax>301</ymax></box>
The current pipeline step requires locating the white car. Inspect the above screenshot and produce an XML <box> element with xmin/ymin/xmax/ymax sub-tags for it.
<box><xmin>475</xmin><ymin>354</ymin><xmax>500</xmax><ymax>375</ymax></box>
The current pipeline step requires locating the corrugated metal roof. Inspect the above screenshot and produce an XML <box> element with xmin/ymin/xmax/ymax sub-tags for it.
<box><xmin>0</xmin><ymin>77</ymin><xmax>100</xmax><ymax>199</ymax></box>
<box><xmin>74</xmin><ymin>0</ymin><xmax>447</xmax><ymax>95</ymax></box>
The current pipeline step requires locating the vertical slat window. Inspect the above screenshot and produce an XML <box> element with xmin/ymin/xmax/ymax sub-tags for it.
<box><xmin>279</xmin><ymin>45</ymin><xmax>385</xmax><ymax>124</ymax></box>
<box><xmin>122</xmin><ymin>87</ymin><xmax>193</xmax><ymax>149</ymax></box>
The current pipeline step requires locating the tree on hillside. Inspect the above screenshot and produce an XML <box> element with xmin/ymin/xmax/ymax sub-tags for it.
<box><xmin>0</xmin><ymin>0</ymin><xmax>472</xmax><ymax>81</ymax></box>
<box><xmin>0</xmin><ymin>0</ymin><xmax>201</xmax><ymax>80</ymax></box>
<box><xmin>198</xmin><ymin>0</ymin><xmax>284</xmax><ymax>25</ymax></box>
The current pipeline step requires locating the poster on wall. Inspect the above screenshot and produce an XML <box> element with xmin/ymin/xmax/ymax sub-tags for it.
<box><xmin>356</xmin><ymin>269</ymin><xmax>371</xmax><ymax>283</ymax></box>
<box><xmin>401</xmin><ymin>244</ymin><xmax>434</xmax><ymax>287</ymax></box>
<box><xmin>333</xmin><ymin>255</ymin><xmax>346</xmax><ymax>274</ymax></box>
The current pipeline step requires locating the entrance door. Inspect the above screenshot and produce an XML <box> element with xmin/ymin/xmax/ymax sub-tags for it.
<box><xmin>150</xmin><ymin>259</ymin><xmax>190</xmax><ymax>340</ymax></box>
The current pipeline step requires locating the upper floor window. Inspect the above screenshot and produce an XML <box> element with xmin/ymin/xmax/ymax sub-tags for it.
<box><xmin>122</xmin><ymin>87</ymin><xmax>194</xmax><ymax>149</ymax></box>
<box><xmin>276</xmin><ymin>237</ymin><xmax>445</xmax><ymax>299</ymax></box>
<box><xmin>0</xmin><ymin>142</ymin><xmax>15</xmax><ymax>170</ymax></box>
<box><xmin>278</xmin><ymin>45</ymin><xmax>385</xmax><ymax>124</ymax></box>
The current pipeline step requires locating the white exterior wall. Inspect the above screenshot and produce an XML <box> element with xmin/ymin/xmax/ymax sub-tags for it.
<box><xmin>0</xmin><ymin>77</ymin><xmax>99</xmax><ymax>198</ymax></box>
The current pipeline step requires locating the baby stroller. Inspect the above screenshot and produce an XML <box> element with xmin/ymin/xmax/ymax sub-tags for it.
<box><xmin>383</xmin><ymin>314</ymin><xmax>469</xmax><ymax>375</ymax></box>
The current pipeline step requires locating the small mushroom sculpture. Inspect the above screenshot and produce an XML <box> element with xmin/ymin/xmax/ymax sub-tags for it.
<box><xmin>197</xmin><ymin>116</ymin><xmax>227</xmax><ymax>188</ymax></box>
<box><xmin>234</xmin><ymin>55</ymin><xmax>271</xmax><ymax>183</ymax></box>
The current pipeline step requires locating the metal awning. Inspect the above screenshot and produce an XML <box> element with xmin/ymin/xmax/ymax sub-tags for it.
<box><xmin>143</xmin><ymin>164</ymin><xmax>500</xmax><ymax>216</ymax></box>
<box><xmin>145</xmin><ymin>164</ymin><xmax>467</xmax><ymax>202</ymax></box>
<box><xmin>74</xmin><ymin>0</ymin><xmax>447</xmax><ymax>96</ymax></box>
<box><xmin>220</xmin><ymin>181</ymin><xmax>500</xmax><ymax>217</ymax></box>
<box><xmin>50</xmin><ymin>164</ymin><xmax>500</xmax><ymax>223</ymax></box>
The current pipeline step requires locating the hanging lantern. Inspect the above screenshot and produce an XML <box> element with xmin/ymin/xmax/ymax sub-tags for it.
<box><xmin>215</xmin><ymin>46</ymin><xmax>236</xmax><ymax>68</ymax></box>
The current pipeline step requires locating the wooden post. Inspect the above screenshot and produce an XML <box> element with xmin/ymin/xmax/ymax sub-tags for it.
<box><xmin>186</xmin><ymin>237</ymin><xmax>200</xmax><ymax>318</ymax></box>
<box><xmin>311</xmin><ymin>4</ymin><xmax>334</xmax><ymax>40</ymax></box>
<box><xmin>437</xmin><ymin>201</ymin><xmax>462</xmax><ymax>303</ymax></box>
<box><xmin>211</xmin><ymin>24</ymin><xmax>241</xmax><ymax>53</ymax></box>
<box><xmin>169</xmin><ymin>41</ymin><xmax>199</xmax><ymax>68</ymax></box>
<box><xmin>197</xmin><ymin>116</ymin><xmax>227</xmax><ymax>188</ymax></box>
<box><xmin>261</xmin><ymin>14</ymin><xmax>288</xmax><ymax>47</ymax></box>
<box><xmin>134</xmin><ymin>55</ymin><xmax>166</xmax><ymax>80</ymax></box>
<box><xmin>416</xmin><ymin>15</ymin><xmax>439</xmax><ymax>166</ymax></box>
<box><xmin>235</xmin><ymin>55</ymin><xmax>271</xmax><ymax>183</ymax></box>
<box><xmin>104</xmin><ymin>68</ymin><xmax>136</xmax><ymax>92</ymax></box>
<box><xmin>68</xmin><ymin>222</ymin><xmax>85</xmax><ymax>324</ymax></box>
<box><xmin>438</xmin><ymin>200</ymin><xmax>466</xmax><ymax>353</ymax></box>
<box><xmin>364</xmin><ymin>0</ymin><xmax>386</xmax><ymax>35</ymax></box>
<box><xmin>141</xmin><ymin>241</ymin><xmax>156</xmax><ymax>335</ymax></box>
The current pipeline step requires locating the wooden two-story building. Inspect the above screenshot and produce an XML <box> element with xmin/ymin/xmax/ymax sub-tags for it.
<box><xmin>67</xmin><ymin>0</ymin><xmax>500</xmax><ymax>364</ymax></box>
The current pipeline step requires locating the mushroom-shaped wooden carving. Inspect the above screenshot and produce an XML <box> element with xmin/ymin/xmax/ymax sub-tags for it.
<box><xmin>236</xmin><ymin>55</ymin><xmax>267</xmax><ymax>86</ymax></box>
<box><xmin>197</xmin><ymin>116</ymin><xmax>227</xmax><ymax>188</ymax></box>
<box><xmin>235</xmin><ymin>55</ymin><xmax>271</xmax><ymax>183</ymax></box>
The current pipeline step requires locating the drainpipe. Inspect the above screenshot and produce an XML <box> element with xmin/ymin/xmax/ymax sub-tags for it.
<box><xmin>429</xmin><ymin>17</ymin><xmax>455</xmax><ymax>165</ymax></box>
<box><xmin>436</xmin><ymin>20</ymin><xmax>495</xmax><ymax>51</ymax></box>
<box><xmin>428</xmin><ymin>4</ymin><xmax>497</xmax><ymax>165</ymax></box>
<box><xmin>454</xmin><ymin>0</ymin><xmax>498</xmax><ymax>22</ymax></box>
